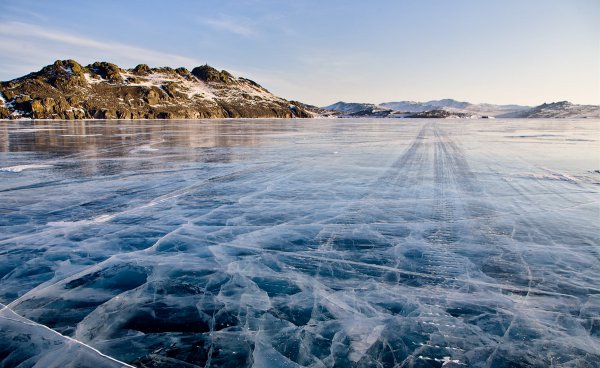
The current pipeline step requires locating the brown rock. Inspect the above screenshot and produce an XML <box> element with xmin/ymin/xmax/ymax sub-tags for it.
<box><xmin>31</xmin><ymin>99</ymin><xmax>45</xmax><ymax>118</ymax></box>
<box><xmin>175</xmin><ymin>67</ymin><xmax>192</xmax><ymax>80</ymax></box>
<box><xmin>2</xmin><ymin>89</ymin><xmax>16</xmax><ymax>101</ymax></box>
<box><xmin>161</xmin><ymin>82</ymin><xmax>183</xmax><ymax>98</ymax></box>
<box><xmin>116</xmin><ymin>109</ymin><xmax>133</xmax><ymax>119</ymax></box>
<box><xmin>0</xmin><ymin>106</ymin><xmax>10</xmax><ymax>119</ymax></box>
<box><xmin>87</xmin><ymin>62</ymin><xmax>122</xmax><ymax>82</ymax></box>
<box><xmin>192</xmin><ymin>65</ymin><xmax>234</xmax><ymax>84</ymax></box>
<box><xmin>132</xmin><ymin>64</ymin><xmax>151</xmax><ymax>75</ymax></box>
<box><xmin>145</xmin><ymin>89</ymin><xmax>161</xmax><ymax>105</ymax></box>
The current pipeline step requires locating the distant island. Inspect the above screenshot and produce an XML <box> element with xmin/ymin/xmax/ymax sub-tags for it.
<box><xmin>0</xmin><ymin>60</ymin><xmax>597</xmax><ymax>120</ymax></box>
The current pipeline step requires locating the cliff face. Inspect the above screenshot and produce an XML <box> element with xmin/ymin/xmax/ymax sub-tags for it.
<box><xmin>0</xmin><ymin>60</ymin><xmax>312</xmax><ymax>119</ymax></box>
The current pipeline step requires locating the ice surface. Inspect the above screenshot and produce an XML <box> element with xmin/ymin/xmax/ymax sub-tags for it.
<box><xmin>0</xmin><ymin>119</ymin><xmax>599</xmax><ymax>367</ymax></box>
<box><xmin>0</xmin><ymin>304</ymin><xmax>132</xmax><ymax>367</ymax></box>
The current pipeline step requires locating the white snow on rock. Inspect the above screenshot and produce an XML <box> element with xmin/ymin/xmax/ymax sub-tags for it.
<box><xmin>83</xmin><ymin>73</ymin><xmax>103</xmax><ymax>84</ymax></box>
<box><xmin>120</xmin><ymin>71</ymin><xmax>217</xmax><ymax>100</ymax></box>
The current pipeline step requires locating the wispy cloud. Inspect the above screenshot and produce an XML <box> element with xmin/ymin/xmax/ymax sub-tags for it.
<box><xmin>0</xmin><ymin>21</ymin><xmax>200</xmax><ymax>79</ymax></box>
<box><xmin>200</xmin><ymin>16</ymin><xmax>258</xmax><ymax>37</ymax></box>
<box><xmin>0</xmin><ymin>5</ymin><xmax>47</xmax><ymax>22</ymax></box>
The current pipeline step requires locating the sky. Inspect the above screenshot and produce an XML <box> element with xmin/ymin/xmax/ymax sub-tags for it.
<box><xmin>0</xmin><ymin>0</ymin><xmax>598</xmax><ymax>106</ymax></box>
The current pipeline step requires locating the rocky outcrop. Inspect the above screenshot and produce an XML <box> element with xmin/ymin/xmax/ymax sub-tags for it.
<box><xmin>0</xmin><ymin>59</ymin><xmax>312</xmax><ymax>120</ymax></box>
<box><xmin>0</xmin><ymin>107</ymin><xmax>9</xmax><ymax>119</ymax></box>
<box><xmin>191</xmin><ymin>65</ymin><xmax>234</xmax><ymax>84</ymax></box>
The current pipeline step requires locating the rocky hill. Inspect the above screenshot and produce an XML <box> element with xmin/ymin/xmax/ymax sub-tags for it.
<box><xmin>0</xmin><ymin>60</ymin><xmax>313</xmax><ymax>119</ymax></box>
<box><xmin>380</xmin><ymin>99</ymin><xmax>530</xmax><ymax>117</ymax></box>
<box><xmin>405</xmin><ymin>109</ymin><xmax>471</xmax><ymax>119</ymax></box>
<box><xmin>498</xmin><ymin>101</ymin><xmax>599</xmax><ymax>118</ymax></box>
<box><xmin>322</xmin><ymin>102</ymin><xmax>394</xmax><ymax>117</ymax></box>
<box><xmin>322</xmin><ymin>102</ymin><xmax>379</xmax><ymax>114</ymax></box>
<box><xmin>380</xmin><ymin>99</ymin><xmax>469</xmax><ymax>112</ymax></box>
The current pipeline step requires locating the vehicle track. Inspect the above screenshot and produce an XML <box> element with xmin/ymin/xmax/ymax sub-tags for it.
<box><xmin>316</xmin><ymin>123</ymin><xmax>432</xmax><ymax>251</ymax></box>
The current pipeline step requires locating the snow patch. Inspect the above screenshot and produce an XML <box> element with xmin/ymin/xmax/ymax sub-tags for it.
<box><xmin>0</xmin><ymin>164</ymin><xmax>54</xmax><ymax>172</ymax></box>
<box><xmin>65</xmin><ymin>107</ymin><xmax>86</xmax><ymax>114</ymax></box>
<box><xmin>61</xmin><ymin>66</ymin><xmax>74</xmax><ymax>75</ymax></box>
<box><xmin>83</xmin><ymin>73</ymin><xmax>103</xmax><ymax>84</ymax></box>
<box><xmin>180</xmin><ymin>78</ymin><xmax>217</xmax><ymax>99</ymax></box>
<box><xmin>225</xmin><ymin>78</ymin><xmax>283</xmax><ymax>104</ymax></box>
<box><xmin>120</xmin><ymin>71</ymin><xmax>216</xmax><ymax>100</ymax></box>
<box><xmin>81</xmin><ymin>69</ymin><xmax>282</xmax><ymax>108</ymax></box>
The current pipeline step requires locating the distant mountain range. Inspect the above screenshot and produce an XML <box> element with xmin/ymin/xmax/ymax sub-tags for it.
<box><xmin>323</xmin><ymin>99</ymin><xmax>599</xmax><ymax>119</ymax></box>
<box><xmin>497</xmin><ymin>101</ymin><xmax>599</xmax><ymax>119</ymax></box>
<box><xmin>0</xmin><ymin>61</ymin><xmax>597</xmax><ymax>120</ymax></box>
<box><xmin>0</xmin><ymin>60</ymin><xmax>316</xmax><ymax>119</ymax></box>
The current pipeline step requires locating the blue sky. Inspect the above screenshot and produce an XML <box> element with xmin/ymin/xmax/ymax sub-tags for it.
<box><xmin>0</xmin><ymin>0</ymin><xmax>598</xmax><ymax>106</ymax></box>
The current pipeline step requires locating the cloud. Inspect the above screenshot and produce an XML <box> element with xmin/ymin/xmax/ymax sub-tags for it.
<box><xmin>200</xmin><ymin>16</ymin><xmax>258</xmax><ymax>37</ymax></box>
<box><xmin>0</xmin><ymin>21</ymin><xmax>200</xmax><ymax>79</ymax></box>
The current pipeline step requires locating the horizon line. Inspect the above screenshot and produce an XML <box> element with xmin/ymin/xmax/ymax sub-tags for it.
<box><xmin>1</xmin><ymin>57</ymin><xmax>598</xmax><ymax>108</ymax></box>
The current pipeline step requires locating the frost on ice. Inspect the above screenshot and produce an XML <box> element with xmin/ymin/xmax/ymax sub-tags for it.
<box><xmin>0</xmin><ymin>119</ymin><xmax>599</xmax><ymax>367</ymax></box>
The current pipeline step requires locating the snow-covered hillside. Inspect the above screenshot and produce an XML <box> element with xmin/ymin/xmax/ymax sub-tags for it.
<box><xmin>322</xmin><ymin>102</ymin><xmax>380</xmax><ymax>114</ymax></box>
<box><xmin>324</xmin><ymin>98</ymin><xmax>597</xmax><ymax>118</ymax></box>
<box><xmin>499</xmin><ymin>101</ymin><xmax>599</xmax><ymax>118</ymax></box>
<box><xmin>380</xmin><ymin>99</ymin><xmax>531</xmax><ymax>116</ymax></box>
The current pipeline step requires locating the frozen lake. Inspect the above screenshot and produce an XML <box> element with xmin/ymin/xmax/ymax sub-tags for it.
<box><xmin>0</xmin><ymin>119</ymin><xmax>599</xmax><ymax>368</ymax></box>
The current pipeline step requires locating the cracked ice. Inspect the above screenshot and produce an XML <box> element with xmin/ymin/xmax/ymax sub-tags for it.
<box><xmin>0</xmin><ymin>119</ymin><xmax>599</xmax><ymax>368</ymax></box>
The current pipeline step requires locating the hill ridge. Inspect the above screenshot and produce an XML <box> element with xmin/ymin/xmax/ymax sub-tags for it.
<box><xmin>0</xmin><ymin>59</ymin><xmax>313</xmax><ymax>120</ymax></box>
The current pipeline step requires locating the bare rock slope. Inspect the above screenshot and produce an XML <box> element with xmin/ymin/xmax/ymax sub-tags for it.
<box><xmin>0</xmin><ymin>60</ymin><xmax>312</xmax><ymax>119</ymax></box>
